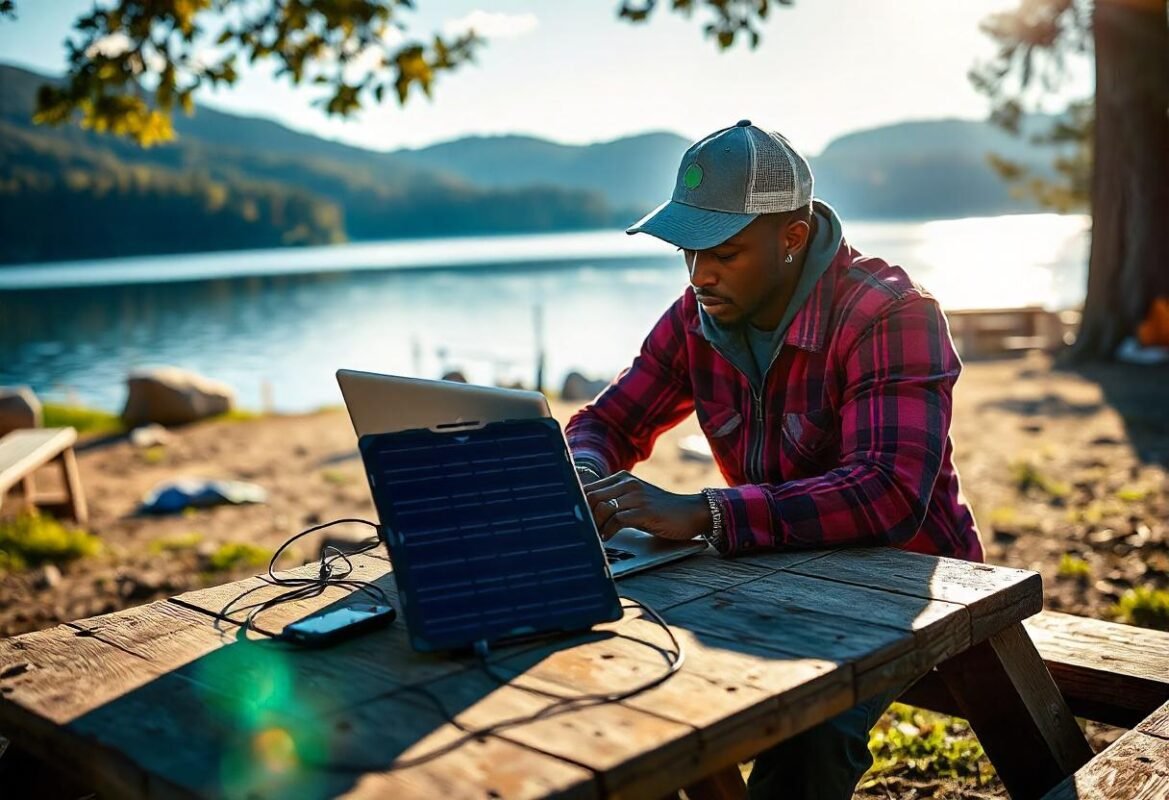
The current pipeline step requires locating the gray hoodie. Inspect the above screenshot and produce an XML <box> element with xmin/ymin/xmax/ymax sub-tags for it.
<box><xmin>698</xmin><ymin>199</ymin><xmax>844</xmax><ymax>390</ymax></box>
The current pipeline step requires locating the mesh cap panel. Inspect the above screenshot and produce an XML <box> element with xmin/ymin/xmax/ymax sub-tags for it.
<box><xmin>744</xmin><ymin>128</ymin><xmax>814</xmax><ymax>214</ymax></box>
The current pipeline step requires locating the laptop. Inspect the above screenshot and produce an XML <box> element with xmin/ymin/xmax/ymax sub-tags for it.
<box><xmin>336</xmin><ymin>368</ymin><xmax>708</xmax><ymax>578</ymax></box>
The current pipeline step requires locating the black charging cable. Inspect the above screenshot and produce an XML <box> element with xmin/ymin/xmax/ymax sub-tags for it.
<box><xmin>215</xmin><ymin>517</ymin><xmax>388</xmax><ymax>640</ymax></box>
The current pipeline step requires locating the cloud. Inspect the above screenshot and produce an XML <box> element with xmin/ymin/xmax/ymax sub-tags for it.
<box><xmin>443</xmin><ymin>10</ymin><xmax>539</xmax><ymax>40</ymax></box>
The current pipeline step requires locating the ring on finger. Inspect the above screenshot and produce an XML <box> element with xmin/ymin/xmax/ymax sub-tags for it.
<box><xmin>607</xmin><ymin>498</ymin><xmax>619</xmax><ymax>510</ymax></box>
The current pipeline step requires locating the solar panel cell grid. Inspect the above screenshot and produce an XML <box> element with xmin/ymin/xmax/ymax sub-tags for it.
<box><xmin>360</xmin><ymin>419</ymin><xmax>623</xmax><ymax>652</ymax></box>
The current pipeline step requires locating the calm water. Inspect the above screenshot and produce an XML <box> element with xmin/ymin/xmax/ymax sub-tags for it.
<box><xmin>0</xmin><ymin>213</ymin><xmax>1089</xmax><ymax>413</ymax></box>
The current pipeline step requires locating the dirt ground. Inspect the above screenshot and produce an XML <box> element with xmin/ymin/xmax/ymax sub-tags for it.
<box><xmin>2</xmin><ymin>353</ymin><xmax>1167</xmax><ymax>797</ymax></box>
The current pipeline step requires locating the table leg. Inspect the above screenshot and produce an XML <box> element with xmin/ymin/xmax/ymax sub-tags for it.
<box><xmin>682</xmin><ymin>764</ymin><xmax>747</xmax><ymax>800</ymax></box>
<box><xmin>936</xmin><ymin>621</ymin><xmax>1093</xmax><ymax>799</ymax></box>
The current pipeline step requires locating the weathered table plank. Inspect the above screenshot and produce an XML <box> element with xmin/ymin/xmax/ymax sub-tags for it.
<box><xmin>784</xmin><ymin>547</ymin><xmax>1042</xmax><ymax>642</ymax></box>
<box><xmin>1138</xmin><ymin>699</ymin><xmax>1169</xmax><ymax>740</ymax></box>
<box><xmin>402</xmin><ymin>665</ymin><xmax>698</xmax><ymax>799</ymax></box>
<box><xmin>655</xmin><ymin>570</ymin><xmax>970</xmax><ymax>700</ymax></box>
<box><xmin>487</xmin><ymin>614</ymin><xmax>853</xmax><ymax>785</ymax></box>
<box><xmin>615</xmin><ymin>549</ymin><xmax>835</xmax><ymax>612</ymax></box>
<box><xmin>1041</xmin><ymin>729</ymin><xmax>1169</xmax><ymax>800</ymax></box>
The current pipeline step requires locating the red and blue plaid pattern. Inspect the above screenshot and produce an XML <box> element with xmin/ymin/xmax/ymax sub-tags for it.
<box><xmin>567</xmin><ymin>240</ymin><xmax>984</xmax><ymax>561</ymax></box>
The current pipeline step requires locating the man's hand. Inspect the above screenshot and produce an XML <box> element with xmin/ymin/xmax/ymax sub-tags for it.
<box><xmin>583</xmin><ymin>471</ymin><xmax>711</xmax><ymax>542</ymax></box>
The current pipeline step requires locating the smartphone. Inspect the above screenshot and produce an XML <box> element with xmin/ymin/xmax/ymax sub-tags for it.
<box><xmin>281</xmin><ymin>603</ymin><xmax>396</xmax><ymax>646</ymax></box>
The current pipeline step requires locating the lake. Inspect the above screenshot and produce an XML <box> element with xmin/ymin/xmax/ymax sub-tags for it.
<box><xmin>0</xmin><ymin>213</ymin><xmax>1089</xmax><ymax>413</ymax></box>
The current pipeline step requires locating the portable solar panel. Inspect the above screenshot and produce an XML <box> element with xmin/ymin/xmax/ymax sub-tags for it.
<box><xmin>359</xmin><ymin>417</ymin><xmax>623</xmax><ymax>652</ymax></box>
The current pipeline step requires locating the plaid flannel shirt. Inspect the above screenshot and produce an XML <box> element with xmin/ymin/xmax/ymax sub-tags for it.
<box><xmin>567</xmin><ymin>239</ymin><xmax>984</xmax><ymax>561</ymax></box>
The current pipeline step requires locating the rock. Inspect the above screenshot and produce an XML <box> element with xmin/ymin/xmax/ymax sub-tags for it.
<box><xmin>32</xmin><ymin>564</ymin><xmax>62</xmax><ymax>590</ymax></box>
<box><xmin>1087</xmin><ymin>528</ymin><xmax>1121</xmax><ymax>545</ymax></box>
<box><xmin>0</xmin><ymin>386</ymin><xmax>42</xmax><ymax>436</ymax></box>
<box><xmin>561</xmin><ymin>371</ymin><xmax>609</xmax><ymax>402</ymax></box>
<box><xmin>122</xmin><ymin>367</ymin><xmax>235</xmax><ymax>427</ymax></box>
<box><xmin>129</xmin><ymin>423</ymin><xmax>174</xmax><ymax>448</ymax></box>
<box><xmin>117</xmin><ymin>570</ymin><xmax>168</xmax><ymax>600</ymax></box>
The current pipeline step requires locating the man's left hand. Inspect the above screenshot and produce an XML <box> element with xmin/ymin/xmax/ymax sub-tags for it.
<box><xmin>583</xmin><ymin>471</ymin><xmax>710</xmax><ymax>542</ymax></box>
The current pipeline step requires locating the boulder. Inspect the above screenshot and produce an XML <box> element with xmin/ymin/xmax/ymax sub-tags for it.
<box><xmin>122</xmin><ymin>367</ymin><xmax>235</xmax><ymax>427</ymax></box>
<box><xmin>561</xmin><ymin>371</ymin><xmax>609</xmax><ymax>402</ymax></box>
<box><xmin>0</xmin><ymin>386</ymin><xmax>42</xmax><ymax>436</ymax></box>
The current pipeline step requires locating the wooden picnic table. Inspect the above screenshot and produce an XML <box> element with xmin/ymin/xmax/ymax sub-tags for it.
<box><xmin>0</xmin><ymin>546</ymin><xmax>1092</xmax><ymax>799</ymax></box>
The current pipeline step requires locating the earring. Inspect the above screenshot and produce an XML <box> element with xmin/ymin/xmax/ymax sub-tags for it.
<box><xmin>784</xmin><ymin>254</ymin><xmax>793</xmax><ymax>264</ymax></box>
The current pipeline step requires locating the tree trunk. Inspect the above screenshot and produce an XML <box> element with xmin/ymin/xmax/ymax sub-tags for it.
<box><xmin>1069</xmin><ymin>0</ymin><xmax>1169</xmax><ymax>362</ymax></box>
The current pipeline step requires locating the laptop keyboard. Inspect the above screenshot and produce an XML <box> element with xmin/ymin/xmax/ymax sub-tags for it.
<box><xmin>604</xmin><ymin>546</ymin><xmax>636</xmax><ymax>563</ymax></box>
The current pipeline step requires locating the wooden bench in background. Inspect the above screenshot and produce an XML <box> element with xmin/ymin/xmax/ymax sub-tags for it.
<box><xmin>0</xmin><ymin>427</ymin><xmax>88</xmax><ymax>525</ymax></box>
<box><xmin>945</xmin><ymin>306</ymin><xmax>1080</xmax><ymax>359</ymax></box>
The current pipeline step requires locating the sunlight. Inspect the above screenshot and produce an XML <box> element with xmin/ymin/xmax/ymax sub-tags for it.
<box><xmin>907</xmin><ymin>213</ymin><xmax>1089</xmax><ymax>311</ymax></box>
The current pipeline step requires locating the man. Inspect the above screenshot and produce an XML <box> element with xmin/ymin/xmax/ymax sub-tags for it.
<box><xmin>566</xmin><ymin>120</ymin><xmax>983</xmax><ymax>799</ymax></box>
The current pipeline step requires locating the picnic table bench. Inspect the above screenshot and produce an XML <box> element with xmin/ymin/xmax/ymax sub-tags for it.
<box><xmin>0</xmin><ymin>546</ymin><xmax>1092</xmax><ymax>799</ymax></box>
<box><xmin>1042</xmin><ymin>698</ymin><xmax>1169</xmax><ymax>799</ymax></box>
<box><xmin>0</xmin><ymin>426</ymin><xmax>88</xmax><ymax>525</ymax></box>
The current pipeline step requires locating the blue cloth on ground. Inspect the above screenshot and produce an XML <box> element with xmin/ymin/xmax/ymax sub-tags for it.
<box><xmin>139</xmin><ymin>479</ymin><xmax>267</xmax><ymax>515</ymax></box>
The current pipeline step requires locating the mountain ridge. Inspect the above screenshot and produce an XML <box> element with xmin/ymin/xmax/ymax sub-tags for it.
<box><xmin>0</xmin><ymin>62</ymin><xmax>1067</xmax><ymax>265</ymax></box>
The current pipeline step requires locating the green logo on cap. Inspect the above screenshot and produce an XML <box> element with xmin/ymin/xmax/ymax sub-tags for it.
<box><xmin>683</xmin><ymin>163</ymin><xmax>703</xmax><ymax>190</ymax></box>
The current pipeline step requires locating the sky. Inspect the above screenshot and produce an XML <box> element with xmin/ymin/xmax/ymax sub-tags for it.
<box><xmin>0</xmin><ymin>1</ymin><xmax>1091</xmax><ymax>156</ymax></box>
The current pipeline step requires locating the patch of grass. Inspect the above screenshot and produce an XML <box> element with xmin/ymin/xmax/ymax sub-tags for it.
<box><xmin>1009</xmin><ymin>459</ymin><xmax>1071</xmax><ymax>499</ymax></box>
<box><xmin>205</xmin><ymin>541</ymin><xmax>270</xmax><ymax>572</ymax></box>
<box><xmin>321</xmin><ymin>468</ymin><xmax>352</xmax><ymax>485</ymax></box>
<box><xmin>42</xmin><ymin>403</ymin><xmax>123</xmax><ymax>435</ymax></box>
<box><xmin>1115</xmin><ymin>484</ymin><xmax>1151</xmax><ymax>503</ymax></box>
<box><xmin>989</xmin><ymin>506</ymin><xmax>1017</xmax><ymax>527</ymax></box>
<box><xmin>863</xmin><ymin>703</ymin><xmax>992</xmax><ymax>786</ymax></box>
<box><xmin>211</xmin><ymin>409</ymin><xmax>263</xmax><ymax>423</ymax></box>
<box><xmin>140</xmin><ymin>445</ymin><xmax>167</xmax><ymax>465</ymax></box>
<box><xmin>1067</xmin><ymin>502</ymin><xmax>1104</xmax><ymax>525</ymax></box>
<box><xmin>1113</xmin><ymin>586</ymin><xmax>1169</xmax><ymax>631</ymax></box>
<box><xmin>0</xmin><ymin>512</ymin><xmax>101</xmax><ymax>571</ymax></box>
<box><xmin>148</xmin><ymin>532</ymin><xmax>203</xmax><ymax>555</ymax></box>
<box><xmin>1057</xmin><ymin>553</ymin><xmax>1092</xmax><ymax>581</ymax></box>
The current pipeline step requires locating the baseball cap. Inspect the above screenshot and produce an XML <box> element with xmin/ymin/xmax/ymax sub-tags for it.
<box><xmin>626</xmin><ymin>120</ymin><xmax>814</xmax><ymax>250</ymax></box>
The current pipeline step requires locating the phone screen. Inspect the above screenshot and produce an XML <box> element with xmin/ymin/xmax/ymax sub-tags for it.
<box><xmin>285</xmin><ymin>605</ymin><xmax>394</xmax><ymax>637</ymax></box>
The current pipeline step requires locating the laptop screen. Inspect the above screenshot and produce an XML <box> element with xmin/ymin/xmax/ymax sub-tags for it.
<box><xmin>359</xmin><ymin>418</ymin><xmax>622</xmax><ymax>652</ymax></box>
